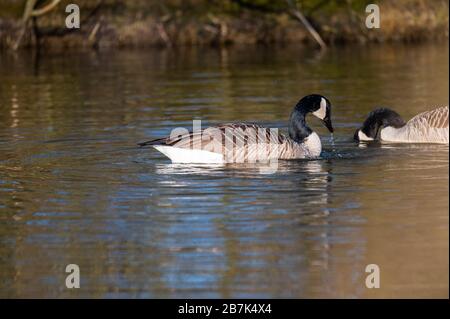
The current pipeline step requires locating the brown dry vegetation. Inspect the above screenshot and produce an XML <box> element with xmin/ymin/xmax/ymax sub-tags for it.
<box><xmin>0</xmin><ymin>0</ymin><xmax>448</xmax><ymax>50</ymax></box>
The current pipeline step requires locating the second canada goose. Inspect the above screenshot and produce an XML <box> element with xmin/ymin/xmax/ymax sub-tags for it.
<box><xmin>354</xmin><ymin>106</ymin><xmax>449</xmax><ymax>144</ymax></box>
<box><xmin>138</xmin><ymin>94</ymin><xmax>334</xmax><ymax>163</ymax></box>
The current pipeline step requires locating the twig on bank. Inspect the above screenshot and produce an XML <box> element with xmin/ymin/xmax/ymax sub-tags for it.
<box><xmin>12</xmin><ymin>0</ymin><xmax>105</xmax><ymax>50</ymax></box>
<box><xmin>30</xmin><ymin>0</ymin><xmax>61</xmax><ymax>17</ymax></box>
<box><xmin>12</xmin><ymin>0</ymin><xmax>36</xmax><ymax>50</ymax></box>
<box><xmin>156</xmin><ymin>22</ymin><xmax>172</xmax><ymax>47</ymax></box>
<box><xmin>88</xmin><ymin>22</ymin><xmax>101</xmax><ymax>46</ymax></box>
<box><xmin>286</xmin><ymin>0</ymin><xmax>327</xmax><ymax>50</ymax></box>
<box><xmin>207</xmin><ymin>14</ymin><xmax>227</xmax><ymax>44</ymax></box>
<box><xmin>12</xmin><ymin>0</ymin><xmax>62</xmax><ymax>50</ymax></box>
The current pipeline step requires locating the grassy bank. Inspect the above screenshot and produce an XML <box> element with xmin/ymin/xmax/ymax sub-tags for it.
<box><xmin>0</xmin><ymin>0</ymin><xmax>448</xmax><ymax>50</ymax></box>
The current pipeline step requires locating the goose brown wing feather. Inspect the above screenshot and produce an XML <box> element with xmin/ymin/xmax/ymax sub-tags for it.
<box><xmin>407</xmin><ymin>106</ymin><xmax>449</xmax><ymax>129</ymax></box>
<box><xmin>142</xmin><ymin>123</ymin><xmax>309</xmax><ymax>162</ymax></box>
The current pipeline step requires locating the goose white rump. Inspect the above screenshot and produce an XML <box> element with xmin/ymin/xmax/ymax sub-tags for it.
<box><xmin>153</xmin><ymin>145</ymin><xmax>224</xmax><ymax>164</ymax></box>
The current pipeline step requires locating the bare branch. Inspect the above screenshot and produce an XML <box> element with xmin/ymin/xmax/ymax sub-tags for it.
<box><xmin>286</xmin><ymin>0</ymin><xmax>327</xmax><ymax>50</ymax></box>
<box><xmin>31</xmin><ymin>0</ymin><xmax>61</xmax><ymax>17</ymax></box>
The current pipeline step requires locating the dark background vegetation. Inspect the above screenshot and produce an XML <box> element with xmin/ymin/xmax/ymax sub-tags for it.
<box><xmin>0</xmin><ymin>0</ymin><xmax>448</xmax><ymax>50</ymax></box>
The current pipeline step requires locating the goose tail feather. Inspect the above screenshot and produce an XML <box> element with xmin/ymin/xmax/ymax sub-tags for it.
<box><xmin>137</xmin><ymin>138</ymin><xmax>166</xmax><ymax>148</ymax></box>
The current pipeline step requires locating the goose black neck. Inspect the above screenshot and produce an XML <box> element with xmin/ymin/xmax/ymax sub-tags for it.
<box><xmin>288</xmin><ymin>109</ymin><xmax>312</xmax><ymax>143</ymax></box>
<box><xmin>361</xmin><ymin>108</ymin><xmax>406</xmax><ymax>139</ymax></box>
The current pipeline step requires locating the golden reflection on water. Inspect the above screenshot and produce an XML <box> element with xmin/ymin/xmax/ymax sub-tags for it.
<box><xmin>0</xmin><ymin>43</ymin><xmax>448</xmax><ymax>298</ymax></box>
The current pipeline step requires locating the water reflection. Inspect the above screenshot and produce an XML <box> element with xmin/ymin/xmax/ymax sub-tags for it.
<box><xmin>0</xmin><ymin>43</ymin><xmax>448</xmax><ymax>298</ymax></box>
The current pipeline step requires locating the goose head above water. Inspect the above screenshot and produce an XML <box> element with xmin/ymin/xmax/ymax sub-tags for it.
<box><xmin>289</xmin><ymin>94</ymin><xmax>334</xmax><ymax>143</ymax></box>
<box><xmin>354</xmin><ymin>108</ymin><xmax>406</xmax><ymax>142</ymax></box>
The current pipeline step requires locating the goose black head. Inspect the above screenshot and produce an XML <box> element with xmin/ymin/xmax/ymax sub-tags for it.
<box><xmin>354</xmin><ymin>108</ymin><xmax>406</xmax><ymax>142</ymax></box>
<box><xmin>293</xmin><ymin>94</ymin><xmax>334</xmax><ymax>133</ymax></box>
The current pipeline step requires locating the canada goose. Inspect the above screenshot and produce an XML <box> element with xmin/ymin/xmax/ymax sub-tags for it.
<box><xmin>138</xmin><ymin>94</ymin><xmax>334</xmax><ymax>163</ymax></box>
<box><xmin>354</xmin><ymin>106</ymin><xmax>449</xmax><ymax>144</ymax></box>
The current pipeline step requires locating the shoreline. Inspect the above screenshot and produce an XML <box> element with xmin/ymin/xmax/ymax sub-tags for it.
<box><xmin>0</xmin><ymin>0</ymin><xmax>448</xmax><ymax>51</ymax></box>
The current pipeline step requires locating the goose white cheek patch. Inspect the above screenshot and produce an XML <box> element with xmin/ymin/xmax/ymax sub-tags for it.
<box><xmin>312</xmin><ymin>97</ymin><xmax>327</xmax><ymax>120</ymax></box>
<box><xmin>358</xmin><ymin>130</ymin><xmax>374</xmax><ymax>141</ymax></box>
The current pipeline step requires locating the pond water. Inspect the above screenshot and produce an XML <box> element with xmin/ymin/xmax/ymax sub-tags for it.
<box><xmin>0</xmin><ymin>43</ymin><xmax>448</xmax><ymax>298</ymax></box>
